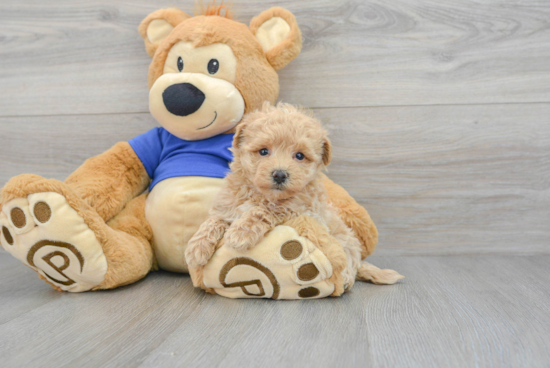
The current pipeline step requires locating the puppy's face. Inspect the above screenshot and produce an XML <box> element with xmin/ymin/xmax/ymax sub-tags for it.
<box><xmin>232</xmin><ymin>103</ymin><xmax>332</xmax><ymax>201</ymax></box>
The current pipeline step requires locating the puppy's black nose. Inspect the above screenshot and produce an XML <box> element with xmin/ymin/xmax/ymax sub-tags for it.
<box><xmin>162</xmin><ymin>83</ymin><xmax>205</xmax><ymax>116</ymax></box>
<box><xmin>272</xmin><ymin>170</ymin><xmax>289</xmax><ymax>185</ymax></box>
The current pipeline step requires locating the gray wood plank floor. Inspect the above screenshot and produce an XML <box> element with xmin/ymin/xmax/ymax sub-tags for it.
<box><xmin>1</xmin><ymin>253</ymin><xmax>549</xmax><ymax>368</ymax></box>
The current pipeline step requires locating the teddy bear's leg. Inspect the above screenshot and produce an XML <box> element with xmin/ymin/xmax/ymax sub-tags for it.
<box><xmin>0</xmin><ymin>175</ymin><xmax>154</xmax><ymax>292</ymax></box>
<box><xmin>321</xmin><ymin>174</ymin><xmax>404</xmax><ymax>285</ymax></box>
<box><xmin>96</xmin><ymin>193</ymin><xmax>155</xmax><ymax>289</ymax></box>
<box><xmin>64</xmin><ymin>142</ymin><xmax>150</xmax><ymax>222</ymax></box>
<box><xmin>321</xmin><ymin>174</ymin><xmax>379</xmax><ymax>259</ymax></box>
<box><xmin>190</xmin><ymin>215</ymin><xmax>348</xmax><ymax>300</ymax></box>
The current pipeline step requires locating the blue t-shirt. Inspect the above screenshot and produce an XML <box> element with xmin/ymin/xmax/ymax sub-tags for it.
<box><xmin>129</xmin><ymin>127</ymin><xmax>234</xmax><ymax>190</ymax></box>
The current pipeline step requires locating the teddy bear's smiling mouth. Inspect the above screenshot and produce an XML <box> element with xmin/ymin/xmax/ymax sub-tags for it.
<box><xmin>197</xmin><ymin>111</ymin><xmax>218</xmax><ymax>130</ymax></box>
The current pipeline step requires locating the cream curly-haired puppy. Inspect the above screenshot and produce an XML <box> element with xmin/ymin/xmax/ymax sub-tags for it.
<box><xmin>185</xmin><ymin>102</ymin><xmax>402</xmax><ymax>288</ymax></box>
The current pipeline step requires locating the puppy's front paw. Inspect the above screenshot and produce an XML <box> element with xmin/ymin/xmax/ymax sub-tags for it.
<box><xmin>224</xmin><ymin>228</ymin><xmax>256</xmax><ymax>252</ymax></box>
<box><xmin>185</xmin><ymin>239</ymin><xmax>216</xmax><ymax>269</ymax></box>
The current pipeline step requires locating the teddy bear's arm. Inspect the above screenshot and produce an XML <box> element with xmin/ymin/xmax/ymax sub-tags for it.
<box><xmin>320</xmin><ymin>173</ymin><xmax>378</xmax><ymax>259</ymax></box>
<box><xmin>64</xmin><ymin>142</ymin><xmax>150</xmax><ymax>222</ymax></box>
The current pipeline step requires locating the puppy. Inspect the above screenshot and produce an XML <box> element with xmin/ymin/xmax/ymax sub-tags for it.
<box><xmin>185</xmin><ymin>102</ymin><xmax>397</xmax><ymax>288</ymax></box>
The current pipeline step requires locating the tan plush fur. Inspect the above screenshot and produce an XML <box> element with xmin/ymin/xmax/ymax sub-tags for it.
<box><xmin>195</xmin><ymin>1</ymin><xmax>234</xmax><ymax>18</ymax></box>
<box><xmin>146</xmin><ymin>16</ymin><xmax>278</xmax><ymax>114</ymax></box>
<box><xmin>321</xmin><ymin>174</ymin><xmax>379</xmax><ymax>259</ymax></box>
<box><xmin>142</xmin><ymin>7</ymin><xmax>302</xmax><ymax>119</ymax></box>
<box><xmin>139</xmin><ymin>8</ymin><xmax>192</xmax><ymax>57</ymax></box>
<box><xmin>249</xmin><ymin>7</ymin><xmax>303</xmax><ymax>71</ymax></box>
<box><xmin>101</xmin><ymin>193</ymin><xmax>156</xmax><ymax>289</ymax></box>
<box><xmin>65</xmin><ymin>142</ymin><xmax>150</xmax><ymax>222</ymax></box>
<box><xmin>186</xmin><ymin>102</ymin><xmax>385</xmax><ymax>288</ymax></box>
<box><xmin>1</xmin><ymin>175</ymin><xmax>155</xmax><ymax>290</ymax></box>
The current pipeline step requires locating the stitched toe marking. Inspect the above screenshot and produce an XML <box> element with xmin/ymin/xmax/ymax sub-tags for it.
<box><xmin>10</xmin><ymin>208</ymin><xmax>26</xmax><ymax>228</ymax></box>
<box><xmin>33</xmin><ymin>202</ymin><xmax>52</xmax><ymax>223</ymax></box>
<box><xmin>2</xmin><ymin>226</ymin><xmax>14</xmax><ymax>245</ymax></box>
<box><xmin>298</xmin><ymin>286</ymin><xmax>320</xmax><ymax>298</ymax></box>
<box><xmin>280</xmin><ymin>240</ymin><xmax>302</xmax><ymax>260</ymax></box>
<box><xmin>297</xmin><ymin>262</ymin><xmax>320</xmax><ymax>281</ymax></box>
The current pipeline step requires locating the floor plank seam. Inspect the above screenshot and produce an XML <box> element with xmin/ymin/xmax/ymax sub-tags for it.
<box><xmin>1</xmin><ymin>101</ymin><xmax>550</xmax><ymax>119</ymax></box>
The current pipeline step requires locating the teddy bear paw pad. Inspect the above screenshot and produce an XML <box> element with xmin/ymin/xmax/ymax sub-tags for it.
<box><xmin>201</xmin><ymin>225</ymin><xmax>336</xmax><ymax>299</ymax></box>
<box><xmin>0</xmin><ymin>192</ymin><xmax>108</xmax><ymax>292</ymax></box>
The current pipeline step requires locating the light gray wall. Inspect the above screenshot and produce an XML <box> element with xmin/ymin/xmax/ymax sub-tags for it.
<box><xmin>1</xmin><ymin>0</ymin><xmax>549</xmax><ymax>255</ymax></box>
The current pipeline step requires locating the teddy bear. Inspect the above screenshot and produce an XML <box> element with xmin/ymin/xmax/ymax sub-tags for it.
<box><xmin>0</xmin><ymin>5</ymin><xmax>393</xmax><ymax>299</ymax></box>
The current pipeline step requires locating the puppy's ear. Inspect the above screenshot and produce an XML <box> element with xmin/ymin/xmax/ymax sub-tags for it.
<box><xmin>139</xmin><ymin>8</ymin><xmax>191</xmax><ymax>57</ymax></box>
<box><xmin>232</xmin><ymin>122</ymin><xmax>248</xmax><ymax>148</ymax></box>
<box><xmin>249</xmin><ymin>7</ymin><xmax>302</xmax><ymax>71</ymax></box>
<box><xmin>322</xmin><ymin>138</ymin><xmax>333</xmax><ymax>166</ymax></box>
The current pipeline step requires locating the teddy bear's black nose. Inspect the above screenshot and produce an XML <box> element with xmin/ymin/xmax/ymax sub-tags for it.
<box><xmin>162</xmin><ymin>83</ymin><xmax>205</xmax><ymax>116</ymax></box>
<box><xmin>272</xmin><ymin>170</ymin><xmax>289</xmax><ymax>185</ymax></box>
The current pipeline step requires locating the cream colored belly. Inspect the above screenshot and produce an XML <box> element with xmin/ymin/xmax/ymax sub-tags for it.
<box><xmin>145</xmin><ymin>176</ymin><xmax>224</xmax><ymax>273</ymax></box>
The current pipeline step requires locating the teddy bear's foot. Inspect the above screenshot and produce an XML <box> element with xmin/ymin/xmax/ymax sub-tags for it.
<box><xmin>194</xmin><ymin>226</ymin><xmax>340</xmax><ymax>300</ymax></box>
<box><xmin>1</xmin><ymin>177</ymin><xmax>108</xmax><ymax>292</ymax></box>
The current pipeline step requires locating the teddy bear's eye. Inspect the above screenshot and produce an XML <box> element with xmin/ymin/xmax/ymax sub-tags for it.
<box><xmin>295</xmin><ymin>152</ymin><xmax>305</xmax><ymax>160</ymax></box>
<box><xmin>259</xmin><ymin>148</ymin><xmax>269</xmax><ymax>156</ymax></box>
<box><xmin>177</xmin><ymin>57</ymin><xmax>184</xmax><ymax>72</ymax></box>
<box><xmin>208</xmin><ymin>59</ymin><xmax>219</xmax><ymax>74</ymax></box>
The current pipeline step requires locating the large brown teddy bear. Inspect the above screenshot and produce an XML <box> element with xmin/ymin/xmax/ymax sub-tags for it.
<box><xmin>0</xmin><ymin>5</ymin><xmax>399</xmax><ymax>299</ymax></box>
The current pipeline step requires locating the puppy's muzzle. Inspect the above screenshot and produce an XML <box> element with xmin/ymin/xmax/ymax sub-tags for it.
<box><xmin>272</xmin><ymin>170</ymin><xmax>289</xmax><ymax>185</ymax></box>
<box><xmin>162</xmin><ymin>83</ymin><xmax>205</xmax><ymax>116</ymax></box>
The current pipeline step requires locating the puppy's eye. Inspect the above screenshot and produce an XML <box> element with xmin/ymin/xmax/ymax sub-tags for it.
<box><xmin>207</xmin><ymin>59</ymin><xmax>219</xmax><ymax>74</ymax></box>
<box><xmin>177</xmin><ymin>57</ymin><xmax>184</xmax><ymax>72</ymax></box>
<box><xmin>295</xmin><ymin>152</ymin><xmax>305</xmax><ymax>160</ymax></box>
<box><xmin>259</xmin><ymin>148</ymin><xmax>269</xmax><ymax>156</ymax></box>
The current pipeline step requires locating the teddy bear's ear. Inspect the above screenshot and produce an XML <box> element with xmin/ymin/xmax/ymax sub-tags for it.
<box><xmin>139</xmin><ymin>8</ymin><xmax>191</xmax><ymax>57</ymax></box>
<box><xmin>249</xmin><ymin>7</ymin><xmax>302</xmax><ymax>71</ymax></box>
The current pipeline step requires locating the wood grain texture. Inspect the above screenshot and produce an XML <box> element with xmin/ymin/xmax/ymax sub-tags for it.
<box><xmin>2</xmin><ymin>103</ymin><xmax>548</xmax><ymax>255</ymax></box>
<box><xmin>318</xmin><ymin>103</ymin><xmax>550</xmax><ymax>255</ymax></box>
<box><xmin>1</xmin><ymin>0</ymin><xmax>550</xmax><ymax>116</ymax></box>
<box><xmin>1</xmin><ymin>253</ymin><xmax>549</xmax><ymax>368</ymax></box>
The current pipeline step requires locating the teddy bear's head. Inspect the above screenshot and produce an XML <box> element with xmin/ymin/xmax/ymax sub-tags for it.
<box><xmin>139</xmin><ymin>5</ymin><xmax>302</xmax><ymax>141</ymax></box>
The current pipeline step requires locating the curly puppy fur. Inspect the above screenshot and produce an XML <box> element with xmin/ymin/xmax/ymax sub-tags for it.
<box><xmin>186</xmin><ymin>102</ymin><xmax>403</xmax><ymax>288</ymax></box>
